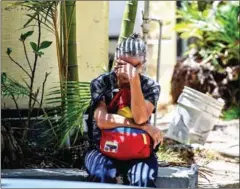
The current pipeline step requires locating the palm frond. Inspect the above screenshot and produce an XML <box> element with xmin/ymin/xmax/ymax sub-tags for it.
<box><xmin>42</xmin><ymin>81</ymin><xmax>91</xmax><ymax>148</ymax></box>
<box><xmin>10</xmin><ymin>1</ymin><xmax>59</xmax><ymax>32</ymax></box>
<box><xmin>1</xmin><ymin>72</ymin><xmax>29</xmax><ymax>98</ymax></box>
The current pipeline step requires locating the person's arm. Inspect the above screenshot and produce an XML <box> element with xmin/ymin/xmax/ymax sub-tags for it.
<box><xmin>90</xmin><ymin>73</ymin><xmax>149</xmax><ymax>129</ymax></box>
<box><xmin>94</xmin><ymin>100</ymin><xmax>144</xmax><ymax>130</ymax></box>
<box><xmin>116</xmin><ymin>60</ymin><xmax>160</xmax><ymax>124</ymax></box>
<box><xmin>94</xmin><ymin>101</ymin><xmax>163</xmax><ymax>148</ymax></box>
<box><xmin>129</xmin><ymin>74</ymin><xmax>155</xmax><ymax>124</ymax></box>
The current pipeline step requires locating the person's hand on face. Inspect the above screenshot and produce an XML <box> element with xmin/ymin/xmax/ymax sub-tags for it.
<box><xmin>114</xmin><ymin>56</ymin><xmax>142</xmax><ymax>80</ymax></box>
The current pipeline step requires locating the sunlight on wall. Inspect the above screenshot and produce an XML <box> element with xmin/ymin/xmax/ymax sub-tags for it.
<box><xmin>76</xmin><ymin>1</ymin><xmax>108</xmax><ymax>82</ymax></box>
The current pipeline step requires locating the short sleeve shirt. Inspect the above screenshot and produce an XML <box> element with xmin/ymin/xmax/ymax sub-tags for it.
<box><xmin>90</xmin><ymin>71</ymin><xmax>161</xmax><ymax>148</ymax></box>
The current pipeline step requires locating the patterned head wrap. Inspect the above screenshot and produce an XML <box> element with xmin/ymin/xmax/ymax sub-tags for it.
<box><xmin>115</xmin><ymin>33</ymin><xmax>146</xmax><ymax>64</ymax></box>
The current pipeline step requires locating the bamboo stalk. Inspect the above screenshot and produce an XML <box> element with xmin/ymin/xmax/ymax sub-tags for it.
<box><xmin>66</xmin><ymin>1</ymin><xmax>79</xmax><ymax>81</ymax></box>
<box><xmin>62</xmin><ymin>0</ymin><xmax>68</xmax><ymax>81</ymax></box>
<box><xmin>52</xmin><ymin>6</ymin><xmax>63</xmax><ymax>84</ymax></box>
<box><xmin>110</xmin><ymin>0</ymin><xmax>138</xmax><ymax>70</ymax></box>
<box><xmin>118</xmin><ymin>0</ymin><xmax>138</xmax><ymax>45</ymax></box>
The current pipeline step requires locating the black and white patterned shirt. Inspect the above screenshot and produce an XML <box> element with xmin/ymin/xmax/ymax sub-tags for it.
<box><xmin>89</xmin><ymin>71</ymin><xmax>161</xmax><ymax>148</ymax></box>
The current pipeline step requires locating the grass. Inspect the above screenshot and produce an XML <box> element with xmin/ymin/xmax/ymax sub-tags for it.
<box><xmin>157</xmin><ymin>147</ymin><xmax>185</xmax><ymax>163</ymax></box>
<box><xmin>156</xmin><ymin>139</ymin><xmax>230</xmax><ymax>167</ymax></box>
<box><xmin>156</xmin><ymin>143</ymin><xmax>195</xmax><ymax>166</ymax></box>
<box><xmin>222</xmin><ymin>105</ymin><xmax>240</xmax><ymax>120</ymax></box>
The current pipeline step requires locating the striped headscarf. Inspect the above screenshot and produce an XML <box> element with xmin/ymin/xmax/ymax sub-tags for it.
<box><xmin>115</xmin><ymin>33</ymin><xmax>146</xmax><ymax>64</ymax></box>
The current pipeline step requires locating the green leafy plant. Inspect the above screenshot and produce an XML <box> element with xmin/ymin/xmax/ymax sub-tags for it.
<box><xmin>11</xmin><ymin>0</ymin><xmax>79</xmax><ymax>84</ymax></box>
<box><xmin>5</xmin><ymin>16</ymin><xmax>52</xmax><ymax>140</ymax></box>
<box><xmin>42</xmin><ymin>81</ymin><xmax>91</xmax><ymax>147</ymax></box>
<box><xmin>175</xmin><ymin>1</ymin><xmax>240</xmax><ymax>70</ymax></box>
<box><xmin>9</xmin><ymin>1</ymin><xmax>81</xmax><ymax>146</ymax></box>
<box><xmin>171</xmin><ymin>1</ymin><xmax>240</xmax><ymax>114</ymax></box>
<box><xmin>30</xmin><ymin>41</ymin><xmax>52</xmax><ymax>57</ymax></box>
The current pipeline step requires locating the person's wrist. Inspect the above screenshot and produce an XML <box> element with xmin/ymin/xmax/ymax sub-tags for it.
<box><xmin>129</xmin><ymin>72</ymin><xmax>139</xmax><ymax>81</ymax></box>
<box><xmin>141</xmin><ymin>124</ymin><xmax>149</xmax><ymax>132</ymax></box>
